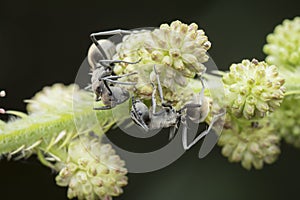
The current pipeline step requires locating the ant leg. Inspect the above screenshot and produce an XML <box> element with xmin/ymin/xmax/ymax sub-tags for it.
<box><xmin>102</xmin><ymin>79</ymin><xmax>137</xmax><ymax>85</ymax></box>
<box><xmin>90</xmin><ymin>29</ymin><xmax>134</xmax><ymax>38</ymax></box>
<box><xmin>105</xmin><ymin>72</ymin><xmax>137</xmax><ymax>79</ymax></box>
<box><xmin>178</xmin><ymin>103</ymin><xmax>201</xmax><ymax>113</ymax></box>
<box><xmin>90</xmin><ymin>29</ymin><xmax>136</xmax><ymax>60</ymax></box>
<box><xmin>102</xmin><ymin>79</ymin><xmax>113</xmax><ymax>95</ymax></box>
<box><xmin>182</xmin><ymin>112</ymin><xmax>225</xmax><ymax>150</ymax></box>
<box><xmin>198</xmin><ymin>77</ymin><xmax>206</xmax><ymax>106</ymax></box>
<box><xmin>153</xmin><ymin>65</ymin><xmax>165</xmax><ymax>104</ymax></box>
<box><xmin>169</xmin><ymin>126</ymin><xmax>177</xmax><ymax>140</ymax></box>
<box><xmin>151</xmin><ymin>83</ymin><xmax>157</xmax><ymax>114</ymax></box>
<box><xmin>149</xmin><ymin>69</ymin><xmax>166</xmax><ymax>116</ymax></box>
<box><xmin>99</xmin><ymin>58</ymin><xmax>142</xmax><ymax>66</ymax></box>
<box><xmin>93</xmin><ymin>105</ymin><xmax>112</xmax><ymax>110</ymax></box>
<box><xmin>152</xmin><ymin>65</ymin><xmax>176</xmax><ymax>116</ymax></box>
<box><xmin>101</xmin><ymin>72</ymin><xmax>138</xmax><ymax>85</ymax></box>
<box><xmin>181</xmin><ymin>116</ymin><xmax>191</xmax><ymax>150</ymax></box>
<box><xmin>150</xmin><ymin>82</ymin><xmax>168</xmax><ymax>116</ymax></box>
<box><xmin>84</xmin><ymin>84</ymin><xmax>92</xmax><ymax>90</ymax></box>
<box><xmin>177</xmin><ymin>78</ymin><xmax>206</xmax><ymax>113</ymax></box>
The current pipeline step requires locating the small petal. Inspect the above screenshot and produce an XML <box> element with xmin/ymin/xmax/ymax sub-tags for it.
<box><xmin>174</xmin><ymin>59</ymin><xmax>184</xmax><ymax>70</ymax></box>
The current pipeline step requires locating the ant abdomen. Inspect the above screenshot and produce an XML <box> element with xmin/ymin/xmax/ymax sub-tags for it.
<box><xmin>87</xmin><ymin>39</ymin><xmax>116</xmax><ymax>69</ymax></box>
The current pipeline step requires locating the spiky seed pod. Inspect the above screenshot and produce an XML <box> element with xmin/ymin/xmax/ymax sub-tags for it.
<box><xmin>56</xmin><ymin>135</ymin><xmax>127</xmax><ymax>200</ymax></box>
<box><xmin>218</xmin><ymin>118</ymin><xmax>281</xmax><ymax>170</ymax></box>
<box><xmin>112</xmin><ymin>20</ymin><xmax>210</xmax><ymax>108</ymax></box>
<box><xmin>222</xmin><ymin>59</ymin><xmax>285</xmax><ymax>119</ymax></box>
<box><xmin>271</xmin><ymin>95</ymin><xmax>300</xmax><ymax>147</ymax></box>
<box><xmin>263</xmin><ymin>17</ymin><xmax>300</xmax><ymax>70</ymax></box>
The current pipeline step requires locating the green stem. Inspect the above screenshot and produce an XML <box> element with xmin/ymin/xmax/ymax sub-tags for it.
<box><xmin>284</xmin><ymin>90</ymin><xmax>300</xmax><ymax>96</ymax></box>
<box><xmin>0</xmin><ymin>104</ymin><xmax>115</xmax><ymax>156</ymax></box>
<box><xmin>37</xmin><ymin>149</ymin><xmax>57</xmax><ymax>170</ymax></box>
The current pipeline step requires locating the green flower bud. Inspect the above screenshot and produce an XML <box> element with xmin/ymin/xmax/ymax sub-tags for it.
<box><xmin>55</xmin><ymin>135</ymin><xmax>127</xmax><ymax>200</ymax></box>
<box><xmin>263</xmin><ymin>17</ymin><xmax>300</xmax><ymax>70</ymax></box>
<box><xmin>271</xmin><ymin>95</ymin><xmax>300</xmax><ymax>148</ymax></box>
<box><xmin>218</xmin><ymin>118</ymin><xmax>281</xmax><ymax>170</ymax></box>
<box><xmin>223</xmin><ymin>59</ymin><xmax>285</xmax><ymax>119</ymax></box>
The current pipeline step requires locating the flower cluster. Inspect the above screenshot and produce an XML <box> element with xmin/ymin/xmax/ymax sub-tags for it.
<box><xmin>263</xmin><ymin>17</ymin><xmax>300</xmax><ymax>149</ymax></box>
<box><xmin>271</xmin><ymin>95</ymin><xmax>300</xmax><ymax>147</ymax></box>
<box><xmin>112</xmin><ymin>20</ymin><xmax>211</xmax><ymax>108</ymax></box>
<box><xmin>219</xmin><ymin>118</ymin><xmax>280</xmax><ymax>170</ymax></box>
<box><xmin>55</xmin><ymin>135</ymin><xmax>127</xmax><ymax>200</ymax></box>
<box><xmin>263</xmin><ymin>17</ymin><xmax>300</xmax><ymax>70</ymax></box>
<box><xmin>26</xmin><ymin>84</ymin><xmax>126</xmax><ymax>199</ymax></box>
<box><xmin>26</xmin><ymin>83</ymin><xmax>88</xmax><ymax>114</ymax></box>
<box><xmin>222</xmin><ymin>59</ymin><xmax>285</xmax><ymax>119</ymax></box>
<box><xmin>114</xmin><ymin>20</ymin><xmax>210</xmax><ymax>77</ymax></box>
<box><xmin>218</xmin><ymin>59</ymin><xmax>285</xmax><ymax>170</ymax></box>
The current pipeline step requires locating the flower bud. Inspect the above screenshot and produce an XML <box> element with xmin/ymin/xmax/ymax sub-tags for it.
<box><xmin>223</xmin><ymin>59</ymin><xmax>285</xmax><ymax>119</ymax></box>
<box><xmin>271</xmin><ymin>95</ymin><xmax>300</xmax><ymax>148</ymax></box>
<box><xmin>218</xmin><ymin>118</ymin><xmax>281</xmax><ymax>170</ymax></box>
<box><xmin>55</xmin><ymin>136</ymin><xmax>127</xmax><ymax>200</ymax></box>
<box><xmin>264</xmin><ymin>17</ymin><xmax>300</xmax><ymax>70</ymax></box>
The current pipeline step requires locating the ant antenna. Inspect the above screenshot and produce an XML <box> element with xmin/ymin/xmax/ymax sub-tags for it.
<box><xmin>90</xmin><ymin>34</ymin><xmax>108</xmax><ymax>60</ymax></box>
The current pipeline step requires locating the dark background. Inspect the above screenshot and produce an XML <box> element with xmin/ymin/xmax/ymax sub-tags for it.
<box><xmin>1</xmin><ymin>0</ymin><xmax>300</xmax><ymax>199</ymax></box>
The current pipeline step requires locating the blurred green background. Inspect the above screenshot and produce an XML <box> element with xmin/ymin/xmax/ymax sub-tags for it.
<box><xmin>0</xmin><ymin>0</ymin><xmax>300</xmax><ymax>199</ymax></box>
